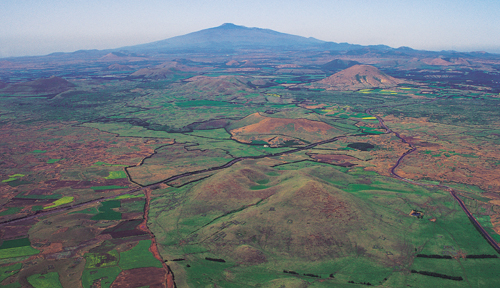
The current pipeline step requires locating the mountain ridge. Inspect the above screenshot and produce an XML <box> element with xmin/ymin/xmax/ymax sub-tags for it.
<box><xmin>1</xmin><ymin>23</ymin><xmax>499</xmax><ymax>60</ymax></box>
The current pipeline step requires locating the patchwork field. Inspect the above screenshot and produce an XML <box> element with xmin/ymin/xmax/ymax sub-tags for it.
<box><xmin>0</xmin><ymin>47</ymin><xmax>499</xmax><ymax>287</ymax></box>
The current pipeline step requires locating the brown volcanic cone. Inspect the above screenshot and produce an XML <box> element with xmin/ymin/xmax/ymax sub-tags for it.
<box><xmin>315</xmin><ymin>64</ymin><xmax>404</xmax><ymax>90</ymax></box>
<box><xmin>0</xmin><ymin>76</ymin><xmax>75</xmax><ymax>95</ymax></box>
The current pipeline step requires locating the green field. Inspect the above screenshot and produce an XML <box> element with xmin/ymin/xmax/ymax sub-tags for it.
<box><xmin>81</xmin><ymin>267</ymin><xmax>121</xmax><ymax>288</ymax></box>
<box><xmin>85</xmin><ymin>250</ymin><xmax>119</xmax><ymax>269</ymax></box>
<box><xmin>44</xmin><ymin>196</ymin><xmax>74</xmax><ymax>209</ymax></box>
<box><xmin>104</xmin><ymin>170</ymin><xmax>128</xmax><ymax>179</ymax></box>
<box><xmin>91</xmin><ymin>200</ymin><xmax>122</xmax><ymax>220</ymax></box>
<box><xmin>27</xmin><ymin>272</ymin><xmax>63</xmax><ymax>288</ymax></box>
<box><xmin>1</xmin><ymin>39</ymin><xmax>500</xmax><ymax>288</ymax></box>
<box><xmin>118</xmin><ymin>240</ymin><xmax>163</xmax><ymax>270</ymax></box>
<box><xmin>0</xmin><ymin>207</ymin><xmax>23</xmax><ymax>216</ymax></box>
<box><xmin>0</xmin><ymin>246</ymin><xmax>40</xmax><ymax>259</ymax></box>
<box><xmin>0</xmin><ymin>263</ymin><xmax>22</xmax><ymax>282</ymax></box>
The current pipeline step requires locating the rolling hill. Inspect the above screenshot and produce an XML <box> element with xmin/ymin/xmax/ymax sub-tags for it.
<box><xmin>0</xmin><ymin>76</ymin><xmax>75</xmax><ymax>95</ymax></box>
<box><xmin>313</xmin><ymin>65</ymin><xmax>406</xmax><ymax>90</ymax></box>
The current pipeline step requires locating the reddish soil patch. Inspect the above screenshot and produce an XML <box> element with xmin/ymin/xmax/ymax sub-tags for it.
<box><xmin>111</xmin><ymin>267</ymin><xmax>166</xmax><ymax>288</ymax></box>
<box><xmin>231</xmin><ymin>113</ymin><xmax>337</xmax><ymax>135</ymax></box>
<box><xmin>39</xmin><ymin>242</ymin><xmax>63</xmax><ymax>254</ymax></box>
<box><xmin>54</xmin><ymin>227</ymin><xmax>69</xmax><ymax>234</ymax></box>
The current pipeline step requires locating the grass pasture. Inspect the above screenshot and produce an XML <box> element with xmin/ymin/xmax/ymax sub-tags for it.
<box><xmin>81</xmin><ymin>266</ymin><xmax>121</xmax><ymax>288</ymax></box>
<box><xmin>44</xmin><ymin>196</ymin><xmax>74</xmax><ymax>209</ymax></box>
<box><xmin>27</xmin><ymin>272</ymin><xmax>63</xmax><ymax>288</ymax></box>
<box><xmin>85</xmin><ymin>250</ymin><xmax>119</xmax><ymax>269</ymax></box>
<box><xmin>118</xmin><ymin>240</ymin><xmax>163</xmax><ymax>270</ymax></box>
<box><xmin>91</xmin><ymin>200</ymin><xmax>122</xmax><ymax>220</ymax></box>
<box><xmin>90</xmin><ymin>185</ymin><xmax>128</xmax><ymax>191</ymax></box>
<box><xmin>0</xmin><ymin>207</ymin><xmax>23</xmax><ymax>216</ymax></box>
<box><xmin>0</xmin><ymin>263</ymin><xmax>22</xmax><ymax>283</ymax></box>
<box><xmin>0</xmin><ymin>246</ymin><xmax>39</xmax><ymax>259</ymax></box>
<box><xmin>104</xmin><ymin>170</ymin><xmax>128</xmax><ymax>180</ymax></box>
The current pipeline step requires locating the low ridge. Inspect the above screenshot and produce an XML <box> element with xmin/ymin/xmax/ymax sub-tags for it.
<box><xmin>314</xmin><ymin>64</ymin><xmax>405</xmax><ymax>90</ymax></box>
<box><xmin>0</xmin><ymin>76</ymin><xmax>75</xmax><ymax>95</ymax></box>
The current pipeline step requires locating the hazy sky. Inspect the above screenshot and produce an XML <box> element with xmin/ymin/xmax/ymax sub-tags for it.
<box><xmin>1</xmin><ymin>0</ymin><xmax>499</xmax><ymax>58</ymax></box>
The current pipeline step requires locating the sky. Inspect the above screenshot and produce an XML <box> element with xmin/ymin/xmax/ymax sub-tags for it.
<box><xmin>1</xmin><ymin>0</ymin><xmax>499</xmax><ymax>58</ymax></box>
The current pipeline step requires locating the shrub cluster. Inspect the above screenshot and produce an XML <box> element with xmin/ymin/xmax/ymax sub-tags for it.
<box><xmin>410</xmin><ymin>270</ymin><xmax>463</xmax><ymax>281</ymax></box>
<box><xmin>205</xmin><ymin>257</ymin><xmax>226</xmax><ymax>263</ymax></box>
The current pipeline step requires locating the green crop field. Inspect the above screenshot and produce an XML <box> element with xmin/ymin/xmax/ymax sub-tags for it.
<box><xmin>104</xmin><ymin>170</ymin><xmax>128</xmax><ymax>179</ymax></box>
<box><xmin>81</xmin><ymin>267</ymin><xmax>121</xmax><ymax>288</ymax></box>
<box><xmin>0</xmin><ymin>263</ymin><xmax>22</xmax><ymax>283</ymax></box>
<box><xmin>85</xmin><ymin>250</ymin><xmax>119</xmax><ymax>269</ymax></box>
<box><xmin>1</xmin><ymin>26</ymin><xmax>500</xmax><ymax>288</ymax></box>
<box><xmin>0</xmin><ymin>246</ymin><xmax>40</xmax><ymax>259</ymax></box>
<box><xmin>27</xmin><ymin>272</ymin><xmax>63</xmax><ymax>288</ymax></box>
<box><xmin>91</xmin><ymin>200</ymin><xmax>122</xmax><ymax>220</ymax></box>
<box><xmin>0</xmin><ymin>207</ymin><xmax>23</xmax><ymax>216</ymax></box>
<box><xmin>118</xmin><ymin>240</ymin><xmax>163</xmax><ymax>270</ymax></box>
<box><xmin>44</xmin><ymin>196</ymin><xmax>74</xmax><ymax>209</ymax></box>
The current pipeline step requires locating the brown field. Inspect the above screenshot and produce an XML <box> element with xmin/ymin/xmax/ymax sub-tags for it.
<box><xmin>307</xmin><ymin>153</ymin><xmax>358</xmax><ymax>167</ymax></box>
<box><xmin>229</xmin><ymin>112</ymin><xmax>342</xmax><ymax>144</ymax></box>
<box><xmin>111</xmin><ymin>267</ymin><xmax>166</xmax><ymax>288</ymax></box>
<box><xmin>0</xmin><ymin>122</ymin><xmax>172</xmax><ymax>219</ymax></box>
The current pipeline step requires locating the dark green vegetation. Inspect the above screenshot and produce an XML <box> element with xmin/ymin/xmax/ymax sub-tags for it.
<box><xmin>91</xmin><ymin>200</ymin><xmax>122</xmax><ymax>220</ymax></box>
<box><xmin>1</xmin><ymin>27</ymin><xmax>500</xmax><ymax>287</ymax></box>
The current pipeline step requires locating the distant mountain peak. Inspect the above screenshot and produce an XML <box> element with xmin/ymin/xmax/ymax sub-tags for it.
<box><xmin>219</xmin><ymin>23</ymin><xmax>243</xmax><ymax>29</ymax></box>
<box><xmin>125</xmin><ymin>23</ymin><xmax>326</xmax><ymax>52</ymax></box>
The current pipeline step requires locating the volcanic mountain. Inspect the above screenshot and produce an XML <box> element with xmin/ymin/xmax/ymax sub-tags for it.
<box><xmin>313</xmin><ymin>65</ymin><xmax>405</xmax><ymax>90</ymax></box>
<box><xmin>0</xmin><ymin>76</ymin><xmax>75</xmax><ymax>95</ymax></box>
<box><xmin>124</xmin><ymin>23</ymin><xmax>327</xmax><ymax>53</ymax></box>
<box><xmin>151</xmin><ymin>162</ymin><xmax>406</xmax><ymax>265</ymax></box>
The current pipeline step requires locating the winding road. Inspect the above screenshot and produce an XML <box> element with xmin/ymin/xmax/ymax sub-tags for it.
<box><xmin>1</xmin><ymin>96</ymin><xmax>498</xmax><ymax>288</ymax></box>
<box><xmin>366</xmin><ymin>103</ymin><xmax>500</xmax><ymax>254</ymax></box>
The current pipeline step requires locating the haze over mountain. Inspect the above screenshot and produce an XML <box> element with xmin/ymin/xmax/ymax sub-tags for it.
<box><xmin>125</xmin><ymin>23</ymin><xmax>326</xmax><ymax>52</ymax></box>
<box><xmin>90</xmin><ymin>24</ymin><xmax>500</xmax><ymax>59</ymax></box>
<box><xmin>1</xmin><ymin>23</ymin><xmax>498</xmax><ymax>61</ymax></box>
